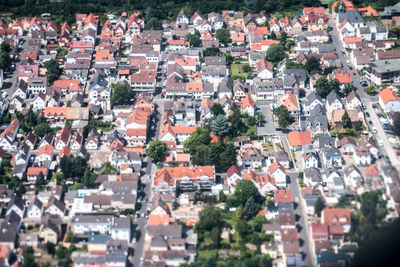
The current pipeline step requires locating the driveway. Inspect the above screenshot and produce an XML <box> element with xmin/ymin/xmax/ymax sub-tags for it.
<box><xmin>256</xmin><ymin>102</ymin><xmax>281</xmax><ymax>136</ymax></box>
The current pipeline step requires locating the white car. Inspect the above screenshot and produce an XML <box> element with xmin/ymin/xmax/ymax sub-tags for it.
<box><xmin>380</xmin><ymin>117</ymin><xmax>388</xmax><ymax>123</ymax></box>
<box><xmin>389</xmin><ymin>137</ymin><xmax>398</xmax><ymax>144</ymax></box>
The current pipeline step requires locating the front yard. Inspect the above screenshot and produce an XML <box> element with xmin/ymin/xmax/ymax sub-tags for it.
<box><xmin>230</xmin><ymin>63</ymin><xmax>252</xmax><ymax>80</ymax></box>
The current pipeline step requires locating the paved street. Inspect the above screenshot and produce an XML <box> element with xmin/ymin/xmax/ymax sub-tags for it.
<box><xmin>366</xmin><ymin>103</ymin><xmax>400</xmax><ymax>168</ymax></box>
<box><xmin>327</xmin><ymin>13</ymin><xmax>368</xmax><ymax>100</ymax></box>
<box><xmin>131</xmin><ymin>94</ymin><xmax>164</xmax><ymax>267</ymax></box>
<box><xmin>288</xmin><ymin>172</ymin><xmax>314</xmax><ymax>267</ymax></box>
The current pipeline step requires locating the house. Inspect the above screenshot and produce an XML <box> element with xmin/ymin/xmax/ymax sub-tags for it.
<box><xmin>240</xmin><ymin>146</ymin><xmax>263</xmax><ymax>169</ymax></box>
<box><xmin>346</xmin><ymin>91</ymin><xmax>361</xmax><ymax>110</ymax></box>
<box><xmin>27</xmin><ymin>198</ymin><xmax>43</xmax><ymax>219</ymax></box>
<box><xmin>275</xmin><ymin>150</ymin><xmax>290</xmax><ymax>169</ymax></box>
<box><xmin>148</xmin><ymin>193</ymin><xmax>171</xmax><ymax>226</ymax></box>
<box><xmin>379</xmin><ymin>87</ymin><xmax>400</xmax><ymax>113</ymax></box>
<box><xmin>280</xmin><ymin>93</ymin><xmax>300</xmax><ymax>117</ymax></box>
<box><xmin>226</xmin><ymin>165</ymin><xmax>242</xmax><ymax>187</ymax></box>
<box><xmin>36</xmin><ymin>144</ymin><xmax>53</xmax><ymax>164</ymax></box>
<box><xmin>321</xmin><ymin>208</ymin><xmax>351</xmax><ymax>233</ymax></box>
<box><xmin>241</xmin><ymin>94</ymin><xmax>255</xmax><ymax>116</ymax></box>
<box><xmin>326</xmin><ymin>90</ymin><xmax>343</xmax><ymax>113</ymax></box>
<box><xmin>256</xmin><ymin>59</ymin><xmax>273</xmax><ymax>79</ymax></box>
<box><xmin>366</xmin><ymin>59</ymin><xmax>400</xmax><ymax>86</ymax></box>
<box><xmin>54</xmin><ymin>127</ymin><xmax>71</xmax><ymax>151</ymax></box>
<box><xmin>344</xmin><ymin>165</ymin><xmax>363</xmax><ymax>190</ymax></box>
<box><xmin>322</xmin><ymin>147</ymin><xmax>342</xmax><ymax>168</ymax></box>
<box><xmin>268</xmin><ymin>161</ymin><xmax>286</xmax><ymax>188</ymax></box>
<box><xmin>154</xmin><ymin>165</ymin><xmax>215</xmax><ymax>193</ymax></box>
<box><xmin>304</xmin><ymin>167</ymin><xmax>322</xmax><ymax>187</ymax></box>
<box><xmin>288</xmin><ymin>131</ymin><xmax>312</xmax><ymax>151</ymax></box>
<box><xmin>354</xmin><ymin>145</ymin><xmax>372</xmax><ymax>166</ymax></box>
<box><xmin>243</xmin><ymin>170</ymin><xmax>277</xmax><ymax>196</ymax></box>
<box><xmin>111</xmin><ymin>217</ymin><xmax>131</xmax><ymax>242</ymax></box>
<box><xmin>303</xmin><ymin>152</ymin><xmax>320</xmax><ymax>169</ymax></box>
<box><xmin>304</xmin><ymin>92</ymin><xmax>324</xmax><ymax>113</ymax></box>
<box><xmin>44</xmin><ymin>197</ymin><xmax>65</xmax><ymax>218</ymax></box>
<box><xmin>274</xmin><ymin>189</ymin><xmax>292</xmax><ymax>203</ymax></box>
<box><xmin>337</xmin><ymin>4</ymin><xmax>364</xmax><ymax>28</ymax></box>
<box><xmin>27</xmin><ymin>166</ymin><xmax>48</xmax><ymax>184</ymax></box>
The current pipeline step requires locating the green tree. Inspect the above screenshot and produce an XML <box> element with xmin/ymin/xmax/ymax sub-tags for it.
<box><xmin>146</xmin><ymin>139</ymin><xmax>167</xmax><ymax>163</ymax></box>
<box><xmin>191</xmin><ymin>144</ymin><xmax>211</xmax><ymax>166</ymax></box>
<box><xmin>234</xmin><ymin>180</ymin><xmax>262</xmax><ymax>206</ymax></box>
<box><xmin>229</xmin><ymin>107</ymin><xmax>247</xmax><ymax>136</ymax></box>
<box><xmin>210</xmin><ymin>226</ymin><xmax>221</xmax><ymax>248</ymax></box>
<box><xmin>195</xmin><ymin>206</ymin><xmax>222</xmax><ymax>232</ymax></box>
<box><xmin>314</xmin><ymin>197</ymin><xmax>325</xmax><ymax>217</ymax></box>
<box><xmin>244</xmin><ymin>196</ymin><xmax>259</xmax><ymax>219</ymax></box>
<box><xmin>280</xmin><ymin>31</ymin><xmax>288</xmax><ymax>46</ymax></box>
<box><xmin>342</xmin><ymin>83</ymin><xmax>355</xmax><ymax>96</ymax></box>
<box><xmin>272</xmin><ymin>105</ymin><xmax>290</xmax><ymax>128</ymax></box>
<box><xmin>111</xmin><ymin>84</ymin><xmax>133</xmax><ymax>107</ymax></box>
<box><xmin>236</xmin><ymin>204</ymin><xmax>244</xmax><ymax>220</ymax></box>
<box><xmin>35</xmin><ymin>172</ymin><xmax>45</xmax><ymax>191</ymax></box>
<box><xmin>315</xmin><ymin>77</ymin><xmax>340</xmax><ymax>98</ymax></box>
<box><xmin>342</xmin><ymin>111</ymin><xmax>352</xmax><ymax>129</ymax></box>
<box><xmin>216</xmin><ymin>28</ymin><xmax>231</xmax><ymax>46</ymax></box>
<box><xmin>204</xmin><ymin>47</ymin><xmax>221</xmax><ymax>57</ymax></box>
<box><xmin>305</xmin><ymin>57</ymin><xmax>321</xmax><ymax>74</ymax></box>
<box><xmin>1</xmin><ymin>42</ymin><xmax>11</xmax><ymax>53</ymax></box>
<box><xmin>251</xmin><ymin>215</ymin><xmax>268</xmax><ymax>232</ymax></box>
<box><xmin>34</xmin><ymin>123</ymin><xmax>52</xmax><ymax>137</ymax></box>
<box><xmin>183</xmin><ymin>127</ymin><xmax>212</xmax><ymax>154</ymax></box>
<box><xmin>211</xmin><ymin>114</ymin><xmax>231</xmax><ymax>137</ymax></box>
<box><xmin>365</xmin><ymin>84</ymin><xmax>377</xmax><ymax>96</ymax></box>
<box><xmin>270</xmin><ymin>31</ymin><xmax>276</xmax><ymax>40</ymax></box>
<box><xmin>46</xmin><ymin>242</ymin><xmax>56</xmax><ymax>256</ymax></box>
<box><xmin>210</xmin><ymin>141</ymin><xmax>237</xmax><ymax>172</ymax></box>
<box><xmin>44</xmin><ymin>59</ymin><xmax>62</xmax><ymax>85</ymax></box>
<box><xmin>266</xmin><ymin>44</ymin><xmax>287</xmax><ymax>64</ymax></box>
<box><xmin>186</xmin><ymin>31</ymin><xmax>201</xmax><ymax>47</ymax></box>
<box><xmin>211</xmin><ymin>103</ymin><xmax>225</xmax><ymax>117</ymax></box>
<box><xmin>219</xmin><ymin>190</ymin><xmax>227</xmax><ymax>202</ymax></box>
<box><xmin>242</xmin><ymin>64</ymin><xmax>252</xmax><ymax>73</ymax></box>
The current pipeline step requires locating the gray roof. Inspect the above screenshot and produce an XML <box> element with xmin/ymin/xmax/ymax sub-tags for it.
<box><xmin>306</xmin><ymin>92</ymin><xmax>323</xmax><ymax>106</ymax></box>
<box><xmin>304</xmin><ymin>167</ymin><xmax>322</xmax><ymax>182</ymax></box>
<box><xmin>275</xmin><ymin>150</ymin><xmax>290</xmax><ymax>161</ymax></box>
<box><xmin>217</xmin><ymin>77</ymin><xmax>233</xmax><ymax>92</ymax></box>
<box><xmin>319</xmin><ymin>136</ymin><xmax>334</xmax><ymax>149</ymax></box>
<box><xmin>318</xmin><ymin>44</ymin><xmax>334</xmax><ymax>54</ymax></box>
<box><xmin>300</xmin><ymin>115</ymin><xmax>328</xmax><ymax>131</ymax></box>
<box><xmin>147</xmin><ymin>224</ymin><xmax>182</xmax><ymax>238</ymax></box>
<box><xmin>346</xmin><ymin>90</ymin><xmax>360</xmax><ymax>103</ymax></box>
<box><xmin>204</xmin><ymin>56</ymin><xmax>226</xmax><ymax>66</ymax></box>
<box><xmin>326</xmin><ymin>90</ymin><xmax>342</xmax><ymax>105</ymax></box>
<box><xmin>368</xmin><ymin>59</ymin><xmax>400</xmax><ymax>73</ymax></box>
<box><xmin>283</xmin><ymin>69</ymin><xmax>307</xmax><ymax>82</ymax></box>
<box><xmin>359</xmin><ymin>27</ymin><xmax>370</xmax><ymax>35</ymax></box>
<box><xmin>0</xmin><ymin>221</ymin><xmax>18</xmax><ymax>243</ymax></box>
<box><xmin>112</xmin><ymin>217</ymin><xmax>130</xmax><ymax>229</ymax></box>
<box><xmin>323</xmin><ymin>147</ymin><xmax>341</xmax><ymax>158</ymax></box>
<box><xmin>338</xmin><ymin>10</ymin><xmax>364</xmax><ymax>25</ymax></box>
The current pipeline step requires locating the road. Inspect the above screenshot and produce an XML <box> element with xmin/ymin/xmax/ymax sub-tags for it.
<box><xmin>288</xmin><ymin>172</ymin><xmax>314</xmax><ymax>267</ymax></box>
<box><xmin>327</xmin><ymin>13</ymin><xmax>369</xmax><ymax>101</ymax></box>
<box><xmin>131</xmin><ymin>95</ymin><xmax>164</xmax><ymax>267</ymax></box>
<box><xmin>366</xmin><ymin>103</ymin><xmax>400</xmax><ymax>168</ymax></box>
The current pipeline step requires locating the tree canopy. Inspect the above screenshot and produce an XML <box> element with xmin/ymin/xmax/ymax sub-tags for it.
<box><xmin>146</xmin><ymin>139</ymin><xmax>167</xmax><ymax>163</ymax></box>
<box><xmin>305</xmin><ymin>57</ymin><xmax>321</xmax><ymax>75</ymax></box>
<box><xmin>186</xmin><ymin>31</ymin><xmax>201</xmax><ymax>47</ymax></box>
<box><xmin>44</xmin><ymin>59</ymin><xmax>62</xmax><ymax>85</ymax></box>
<box><xmin>233</xmin><ymin>179</ymin><xmax>262</xmax><ymax>206</ymax></box>
<box><xmin>266</xmin><ymin>44</ymin><xmax>287</xmax><ymax>64</ymax></box>
<box><xmin>315</xmin><ymin>77</ymin><xmax>340</xmax><ymax>98</ymax></box>
<box><xmin>212</xmin><ymin>114</ymin><xmax>231</xmax><ymax>137</ymax></box>
<box><xmin>272</xmin><ymin>105</ymin><xmax>290</xmax><ymax>129</ymax></box>
<box><xmin>111</xmin><ymin>84</ymin><xmax>133</xmax><ymax>107</ymax></box>
<box><xmin>215</xmin><ymin>28</ymin><xmax>231</xmax><ymax>46</ymax></box>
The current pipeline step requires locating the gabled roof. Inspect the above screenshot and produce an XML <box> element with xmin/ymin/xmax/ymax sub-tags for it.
<box><xmin>379</xmin><ymin>87</ymin><xmax>400</xmax><ymax>104</ymax></box>
<box><xmin>241</xmin><ymin>94</ymin><xmax>255</xmax><ymax>109</ymax></box>
<box><xmin>288</xmin><ymin>131</ymin><xmax>312</xmax><ymax>146</ymax></box>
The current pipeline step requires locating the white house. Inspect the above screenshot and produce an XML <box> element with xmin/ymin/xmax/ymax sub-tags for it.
<box><xmin>379</xmin><ymin>87</ymin><xmax>400</xmax><ymax>113</ymax></box>
<box><xmin>326</xmin><ymin>90</ymin><xmax>343</xmax><ymax>113</ymax></box>
<box><xmin>268</xmin><ymin>162</ymin><xmax>286</xmax><ymax>188</ymax></box>
<box><xmin>302</xmin><ymin>152</ymin><xmax>320</xmax><ymax>169</ymax></box>
<box><xmin>27</xmin><ymin>198</ymin><xmax>43</xmax><ymax>219</ymax></box>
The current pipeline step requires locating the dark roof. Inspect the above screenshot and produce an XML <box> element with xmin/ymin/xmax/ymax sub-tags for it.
<box><xmin>326</xmin><ymin>90</ymin><xmax>342</xmax><ymax>105</ymax></box>
<box><xmin>8</xmin><ymin>194</ymin><xmax>24</xmax><ymax>211</ymax></box>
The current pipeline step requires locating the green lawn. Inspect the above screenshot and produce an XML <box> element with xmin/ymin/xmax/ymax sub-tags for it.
<box><xmin>230</xmin><ymin>63</ymin><xmax>251</xmax><ymax>80</ymax></box>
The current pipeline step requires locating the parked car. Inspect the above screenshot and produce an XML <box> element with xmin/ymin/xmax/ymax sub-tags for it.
<box><xmin>353</xmin><ymin>72</ymin><xmax>356</xmax><ymax>75</ymax></box>
<box><xmin>366</xmin><ymin>112</ymin><xmax>370</xmax><ymax>118</ymax></box>
<box><xmin>372</xmin><ymin>104</ymin><xmax>378</xmax><ymax>109</ymax></box>
<box><xmin>380</xmin><ymin>117</ymin><xmax>388</xmax><ymax>123</ymax></box>
<box><xmin>383</xmin><ymin>123</ymin><xmax>391</xmax><ymax>130</ymax></box>
<box><xmin>368</xmin><ymin>121</ymin><xmax>373</xmax><ymax>126</ymax></box>
<box><xmin>389</xmin><ymin>137</ymin><xmax>398</xmax><ymax>144</ymax></box>
<box><xmin>385</xmin><ymin>130</ymin><xmax>393</xmax><ymax>135</ymax></box>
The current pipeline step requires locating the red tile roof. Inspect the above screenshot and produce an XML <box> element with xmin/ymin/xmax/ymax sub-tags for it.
<box><xmin>322</xmin><ymin>208</ymin><xmax>351</xmax><ymax>225</ymax></box>
<box><xmin>288</xmin><ymin>131</ymin><xmax>312</xmax><ymax>147</ymax></box>
<box><xmin>274</xmin><ymin>189</ymin><xmax>292</xmax><ymax>202</ymax></box>
<box><xmin>379</xmin><ymin>87</ymin><xmax>400</xmax><ymax>104</ymax></box>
